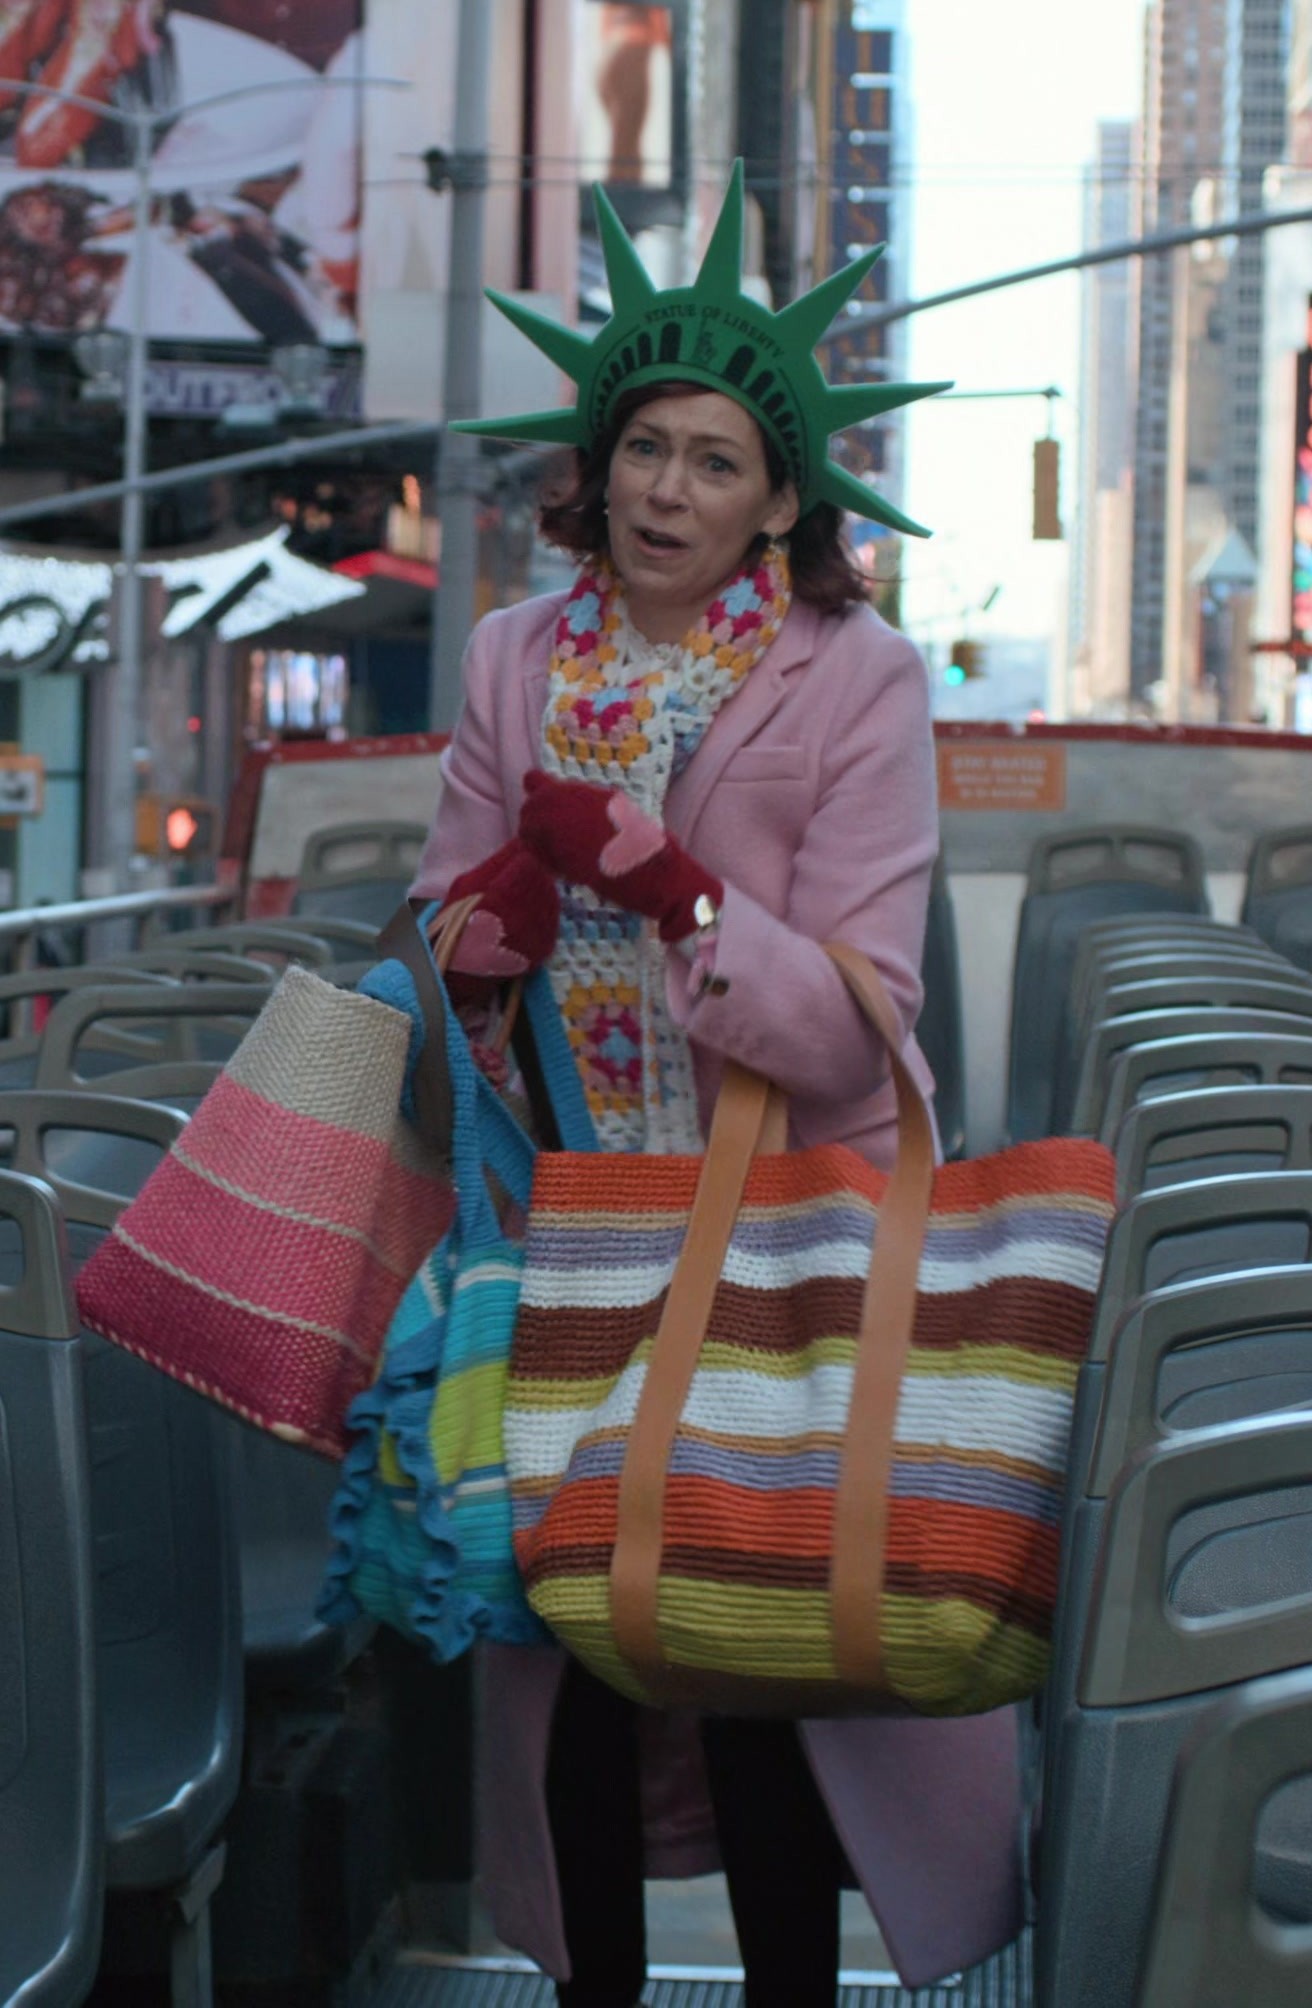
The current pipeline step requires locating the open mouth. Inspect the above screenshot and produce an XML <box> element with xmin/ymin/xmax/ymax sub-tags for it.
<box><xmin>634</xmin><ymin>526</ymin><xmax>688</xmax><ymax>554</ymax></box>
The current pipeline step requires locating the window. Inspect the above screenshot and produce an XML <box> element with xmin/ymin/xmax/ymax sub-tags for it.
<box><xmin>852</xmin><ymin>25</ymin><xmax>893</xmax><ymax>73</ymax></box>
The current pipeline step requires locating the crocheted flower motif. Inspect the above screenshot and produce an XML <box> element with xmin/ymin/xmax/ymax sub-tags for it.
<box><xmin>565</xmin><ymin>590</ymin><xmax>602</xmax><ymax>636</ymax></box>
<box><xmin>722</xmin><ymin>576</ymin><xmax>762</xmax><ymax>618</ymax></box>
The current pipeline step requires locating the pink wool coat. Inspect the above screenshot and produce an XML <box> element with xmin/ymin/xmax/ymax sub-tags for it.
<box><xmin>410</xmin><ymin>588</ymin><xmax>1024</xmax><ymax>1989</ymax></box>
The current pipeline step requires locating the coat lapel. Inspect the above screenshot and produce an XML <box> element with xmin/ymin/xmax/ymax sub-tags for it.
<box><xmin>665</xmin><ymin>600</ymin><xmax>820</xmax><ymax>846</ymax></box>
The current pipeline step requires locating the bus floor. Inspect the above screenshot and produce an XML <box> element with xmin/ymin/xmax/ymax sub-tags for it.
<box><xmin>371</xmin><ymin>1895</ymin><xmax>1031</xmax><ymax>2008</ymax></box>
<box><xmin>369</xmin><ymin>1927</ymin><xmax>1032</xmax><ymax>2006</ymax></box>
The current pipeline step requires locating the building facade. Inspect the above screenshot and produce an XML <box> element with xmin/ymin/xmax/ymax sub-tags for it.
<box><xmin>1128</xmin><ymin>0</ymin><xmax>1230</xmax><ymax>704</ymax></box>
<box><xmin>1070</xmin><ymin>120</ymin><xmax>1135</xmax><ymax>716</ymax></box>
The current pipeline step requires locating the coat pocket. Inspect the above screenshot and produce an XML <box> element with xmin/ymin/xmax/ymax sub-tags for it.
<box><xmin>720</xmin><ymin>743</ymin><xmax>807</xmax><ymax>783</ymax></box>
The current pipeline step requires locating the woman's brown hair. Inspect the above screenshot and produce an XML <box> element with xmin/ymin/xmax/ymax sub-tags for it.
<box><xmin>536</xmin><ymin>380</ymin><xmax>872</xmax><ymax>616</ymax></box>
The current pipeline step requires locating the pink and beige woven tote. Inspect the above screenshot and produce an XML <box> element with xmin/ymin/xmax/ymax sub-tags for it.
<box><xmin>75</xmin><ymin>905</ymin><xmax>469</xmax><ymax>1459</ymax></box>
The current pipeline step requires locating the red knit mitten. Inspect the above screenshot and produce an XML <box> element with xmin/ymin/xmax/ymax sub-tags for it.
<box><xmin>518</xmin><ymin>769</ymin><xmax>723</xmax><ymax>942</ymax></box>
<box><xmin>436</xmin><ymin>837</ymin><xmax>561</xmax><ymax>1003</ymax></box>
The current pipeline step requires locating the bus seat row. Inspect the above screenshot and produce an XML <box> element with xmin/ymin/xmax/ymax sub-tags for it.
<box><xmin>0</xmin><ymin>919</ymin><xmax>383</xmax><ymax>2007</ymax></box>
<box><xmin>1019</xmin><ymin>870</ymin><xmax>1312</xmax><ymax>2006</ymax></box>
<box><xmin>1005</xmin><ymin>819</ymin><xmax>1312</xmax><ymax>1142</ymax></box>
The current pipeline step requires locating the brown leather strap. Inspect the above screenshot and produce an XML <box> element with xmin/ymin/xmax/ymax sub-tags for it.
<box><xmin>823</xmin><ymin>943</ymin><xmax>935</xmax><ymax>1685</ymax></box>
<box><xmin>610</xmin><ymin>1059</ymin><xmax>773</xmax><ymax>1680</ymax></box>
<box><xmin>609</xmin><ymin>944</ymin><xmax>936</xmax><ymax>1695</ymax></box>
<box><xmin>376</xmin><ymin>894</ymin><xmax>482</xmax><ymax>1159</ymax></box>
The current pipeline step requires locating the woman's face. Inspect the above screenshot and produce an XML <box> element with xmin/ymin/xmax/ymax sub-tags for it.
<box><xmin>605</xmin><ymin>389</ymin><xmax>799</xmax><ymax>641</ymax></box>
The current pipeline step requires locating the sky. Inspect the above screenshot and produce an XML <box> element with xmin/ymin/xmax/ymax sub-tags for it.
<box><xmin>896</xmin><ymin>0</ymin><xmax>1149</xmax><ymax>664</ymax></box>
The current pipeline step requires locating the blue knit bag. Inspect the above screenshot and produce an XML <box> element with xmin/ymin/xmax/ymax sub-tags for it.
<box><xmin>319</xmin><ymin>912</ymin><xmax>595</xmax><ymax>1660</ymax></box>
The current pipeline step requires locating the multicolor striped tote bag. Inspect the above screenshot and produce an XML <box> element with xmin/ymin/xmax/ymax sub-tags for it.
<box><xmin>505</xmin><ymin>944</ymin><xmax>1117</xmax><ymax>1717</ymax></box>
<box><xmin>320</xmin><ymin>927</ymin><xmax>597</xmax><ymax>1660</ymax></box>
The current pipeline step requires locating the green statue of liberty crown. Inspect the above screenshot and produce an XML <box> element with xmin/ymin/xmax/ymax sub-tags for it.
<box><xmin>453</xmin><ymin>160</ymin><xmax>951</xmax><ymax>536</ymax></box>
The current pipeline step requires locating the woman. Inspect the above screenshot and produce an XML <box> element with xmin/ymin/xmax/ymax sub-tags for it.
<box><xmin>411</xmin><ymin>168</ymin><xmax>1023</xmax><ymax>2008</ymax></box>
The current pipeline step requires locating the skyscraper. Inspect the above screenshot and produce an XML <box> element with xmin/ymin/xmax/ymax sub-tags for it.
<box><xmin>1129</xmin><ymin>0</ymin><xmax>1229</xmax><ymax>703</ymax></box>
<box><xmin>1129</xmin><ymin>0</ymin><xmax>1287</xmax><ymax>709</ymax></box>
<box><xmin>823</xmin><ymin>0</ymin><xmax>913</xmax><ymax>520</ymax></box>
<box><xmin>1220</xmin><ymin>0</ymin><xmax>1289</xmax><ymax>555</ymax></box>
<box><xmin>1070</xmin><ymin>121</ymin><xmax>1135</xmax><ymax>712</ymax></box>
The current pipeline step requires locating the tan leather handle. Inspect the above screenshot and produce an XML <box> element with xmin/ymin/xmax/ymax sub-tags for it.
<box><xmin>609</xmin><ymin>943</ymin><xmax>936</xmax><ymax>1695</ymax></box>
<box><xmin>377</xmin><ymin>893</ymin><xmax>521</xmax><ymax>1159</ymax></box>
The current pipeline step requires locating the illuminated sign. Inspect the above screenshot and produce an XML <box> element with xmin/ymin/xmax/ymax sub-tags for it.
<box><xmin>1294</xmin><ymin>347</ymin><xmax>1312</xmax><ymax>642</ymax></box>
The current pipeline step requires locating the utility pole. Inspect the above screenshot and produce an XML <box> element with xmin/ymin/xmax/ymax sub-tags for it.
<box><xmin>87</xmin><ymin>111</ymin><xmax>154</xmax><ymax>894</ymax></box>
<box><xmin>428</xmin><ymin>0</ymin><xmax>493</xmax><ymax>731</ymax></box>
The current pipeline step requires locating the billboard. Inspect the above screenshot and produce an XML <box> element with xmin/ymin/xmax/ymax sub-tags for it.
<box><xmin>576</xmin><ymin>0</ymin><xmax>686</xmax><ymax>258</ymax></box>
<box><xmin>0</xmin><ymin>0</ymin><xmax>362</xmax><ymax>344</ymax></box>
<box><xmin>1293</xmin><ymin>346</ymin><xmax>1312</xmax><ymax>642</ymax></box>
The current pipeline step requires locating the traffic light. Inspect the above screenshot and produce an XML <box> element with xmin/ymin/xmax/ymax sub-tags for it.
<box><xmin>135</xmin><ymin>793</ymin><xmax>217</xmax><ymax>862</ymax></box>
<box><xmin>1033</xmin><ymin>437</ymin><xmax>1062</xmax><ymax>540</ymax></box>
<box><xmin>945</xmin><ymin>639</ymin><xmax>984</xmax><ymax>685</ymax></box>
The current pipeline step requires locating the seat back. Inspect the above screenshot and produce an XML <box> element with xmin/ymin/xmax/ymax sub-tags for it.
<box><xmin>1242</xmin><ymin>823</ymin><xmax>1312</xmax><ymax>970</ymax></box>
<box><xmin>35</xmin><ymin>982</ymin><xmax>271</xmax><ymax>1101</ymax></box>
<box><xmin>1099</xmin><ymin>1028</ymin><xmax>1312</xmax><ymax>1144</ymax></box>
<box><xmin>0</xmin><ymin>1088</ymin><xmax>247</xmax><ymax>1894</ymax></box>
<box><xmin>1071</xmin><ymin>1003</ymin><xmax>1312</xmax><ymax>1138</ymax></box>
<box><xmin>1039</xmin><ymin>1412</ymin><xmax>1312</xmax><ymax>2008</ymax></box>
<box><xmin>1055</xmin><ymin>938</ymin><xmax>1288</xmax><ymax>1137</ymax></box>
<box><xmin>292</xmin><ymin>821</ymin><xmax>426</xmax><ymax>927</ymax></box>
<box><xmin>1091</xmin><ymin>1169</ymin><xmax>1312</xmax><ymax>1363</ymax></box>
<box><xmin>0</xmin><ymin>1170</ymin><xmax>102</xmax><ymax>2008</ymax></box>
<box><xmin>1068</xmin><ymin>915</ymin><xmax>1264</xmax><ymax>1007</ymax></box>
<box><xmin>1006</xmin><ymin>825</ymin><xmax>1208</xmax><ymax>1142</ymax></box>
<box><xmin>1136</xmin><ymin>1666</ymin><xmax>1312</xmax><ymax>2006</ymax></box>
<box><xmin>1114</xmin><ymin>1083</ymin><xmax>1312</xmax><ymax>1197</ymax></box>
<box><xmin>1063</xmin><ymin>1170</ymin><xmax>1312</xmax><ymax>1534</ymax></box>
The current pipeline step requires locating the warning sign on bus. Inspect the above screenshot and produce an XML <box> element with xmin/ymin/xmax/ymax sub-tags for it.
<box><xmin>937</xmin><ymin>741</ymin><xmax>1067</xmax><ymax>813</ymax></box>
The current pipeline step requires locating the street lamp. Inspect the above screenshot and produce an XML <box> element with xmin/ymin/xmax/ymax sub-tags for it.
<box><xmin>2</xmin><ymin>68</ymin><xmax>407</xmax><ymax>890</ymax></box>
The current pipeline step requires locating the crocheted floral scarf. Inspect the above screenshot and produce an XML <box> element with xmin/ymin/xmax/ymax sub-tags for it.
<box><xmin>540</xmin><ymin>539</ymin><xmax>792</xmax><ymax>1152</ymax></box>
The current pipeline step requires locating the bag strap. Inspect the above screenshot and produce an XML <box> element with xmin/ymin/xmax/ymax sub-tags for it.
<box><xmin>609</xmin><ymin>942</ymin><xmax>936</xmax><ymax>1695</ymax></box>
<box><xmin>376</xmin><ymin>895</ymin><xmax>479</xmax><ymax>1159</ymax></box>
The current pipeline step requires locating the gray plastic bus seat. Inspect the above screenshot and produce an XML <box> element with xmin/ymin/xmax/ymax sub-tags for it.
<box><xmin>1068</xmin><ymin>914</ymin><xmax>1263</xmax><ymax>1003</ymax></box>
<box><xmin>1090</xmin><ymin>969</ymin><xmax>1312</xmax><ymax>1040</ymax></box>
<box><xmin>1037</xmin><ymin>1412</ymin><xmax>1312</xmax><ymax>2008</ymax></box>
<box><xmin>1055</xmin><ymin>940</ymin><xmax>1290</xmax><ymax>1129</ymax></box>
<box><xmin>253</xmin><ymin>914</ymin><xmax>379</xmax><ymax>954</ymax></box>
<box><xmin>0</xmin><ymin>1093</ymin><xmax>246</xmax><ymax>2003</ymax></box>
<box><xmin>0</xmin><ymin>1088</ymin><xmax>369</xmax><ymax>1709</ymax></box>
<box><xmin>1006</xmin><ymin>826</ymin><xmax>1208</xmax><ymax>1143</ymax></box>
<box><xmin>1136</xmin><ymin>1666</ymin><xmax>1312</xmax><ymax>2007</ymax></box>
<box><xmin>919</xmin><ymin>857</ymin><xmax>965</xmax><ymax>1160</ymax></box>
<box><xmin>0</xmin><ymin>1089</ymin><xmax>180</xmax><ymax>1229</ymax></box>
<box><xmin>0</xmin><ymin>965</ymin><xmax>177</xmax><ymax>1087</ymax></box>
<box><xmin>109</xmin><ymin>947</ymin><xmax>273</xmax><ymax>984</ymax></box>
<box><xmin>1089</xmin><ymin>1265</ymin><xmax>1312</xmax><ymax>1498</ymax></box>
<box><xmin>1091</xmin><ymin>1170</ymin><xmax>1312</xmax><ymax>1362</ymax></box>
<box><xmin>1098</xmin><ymin>1028</ymin><xmax>1312</xmax><ymax>1144</ymax></box>
<box><xmin>1044</xmin><ymin>1267</ymin><xmax>1312</xmax><ymax>1891</ymax></box>
<box><xmin>1114</xmin><ymin>1083</ymin><xmax>1312</xmax><ymax>1197</ymax></box>
<box><xmin>0</xmin><ymin>1171</ymin><xmax>102</xmax><ymax>2008</ymax></box>
<box><xmin>228</xmin><ymin>1424</ymin><xmax>374</xmax><ymax>1695</ymax></box>
<box><xmin>1070</xmin><ymin>1002</ymin><xmax>1312</xmax><ymax>1137</ymax></box>
<box><xmin>1241</xmin><ymin>822</ymin><xmax>1312</xmax><ymax>971</ymax></box>
<box><xmin>1066</xmin><ymin>1170</ymin><xmax>1312</xmax><ymax>1509</ymax></box>
<box><xmin>169</xmin><ymin>923</ymin><xmax>338</xmax><ymax>971</ymax></box>
<box><xmin>1059</xmin><ymin>967</ymin><xmax>1312</xmax><ymax>1135</ymax></box>
<box><xmin>292</xmin><ymin>821</ymin><xmax>427</xmax><ymax>927</ymax></box>
<box><xmin>35</xmin><ymin>982</ymin><xmax>271</xmax><ymax>1102</ymax></box>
